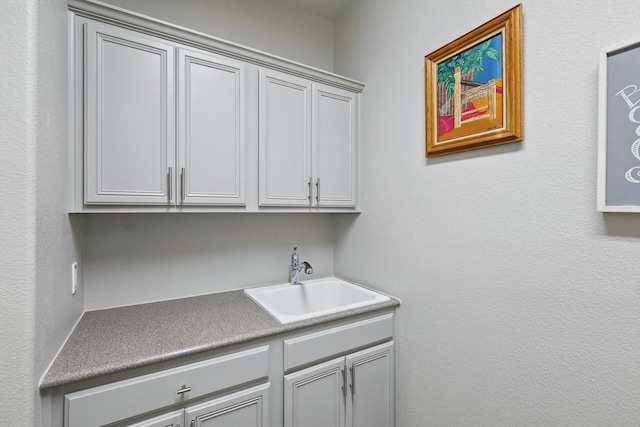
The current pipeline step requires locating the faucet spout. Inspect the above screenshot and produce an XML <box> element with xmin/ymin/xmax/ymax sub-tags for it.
<box><xmin>290</xmin><ymin>246</ymin><xmax>313</xmax><ymax>285</ymax></box>
<box><xmin>297</xmin><ymin>261</ymin><xmax>314</xmax><ymax>275</ymax></box>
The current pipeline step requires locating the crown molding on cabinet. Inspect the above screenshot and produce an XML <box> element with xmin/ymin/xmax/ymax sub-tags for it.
<box><xmin>67</xmin><ymin>0</ymin><xmax>365</xmax><ymax>93</ymax></box>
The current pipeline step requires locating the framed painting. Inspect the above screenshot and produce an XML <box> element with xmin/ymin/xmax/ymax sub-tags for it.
<box><xmin>597</xmin><ymin>36</ymin><xmax>640</xmax><ymax>212</ymax></box>
<box><xmin>424</xmin><ymin>4</ymin><xmax>523</xmax><ymax>157</ymax></box>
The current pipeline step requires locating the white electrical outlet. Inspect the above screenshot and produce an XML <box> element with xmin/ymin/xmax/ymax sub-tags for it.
<box><xmin>71</xmin><ymin>262</ymin><xmax>78</xmax><ymax>295</ymax></box>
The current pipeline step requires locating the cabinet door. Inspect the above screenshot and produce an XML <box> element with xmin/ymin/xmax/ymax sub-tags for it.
<box><xmin>312</xmin><ymin>84</ymin><xmax>358</xmax><ymax>207</ymax></box>
<box><xmin>185</xmin><ymin>383</ymin><xmax>269</xmax><ymax>427</ymax></box>
<box><xmin>284</xmin><ymin>358</ymin><xmax>345</xmax><ymax>427</ymax></box>
<box><xmin>84</xmin><ymin>20</ymin><xmax>175</xmax><ymax>205</ymax></box>
<box><xmin>345</xmin><ymin>342</ymin><xmax>394</xmax><ymax>427</ymax></box>
<box><xmin>259</xmin><ymin>69</ymin><xmax>312</xmax><ymax>206</ymax></box>
<box><xmin>124</xmin><ymin>410</ymin><xmax>183</xmax><ymax>427</ymax></box>
<box><xmin>177</xmin><ymin>49</ymin><xmax>245</xmax><ymax>206</ymax></box>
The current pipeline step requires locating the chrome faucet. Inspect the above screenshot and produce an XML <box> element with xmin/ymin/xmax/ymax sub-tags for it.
<box><xmin>290</xmin><ymin>246</ymin><xmax>313</xmax><ymax>285</ymax></box>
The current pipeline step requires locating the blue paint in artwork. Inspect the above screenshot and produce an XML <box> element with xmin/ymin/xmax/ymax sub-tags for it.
<box><xmin>473</xmin><ymin>34</ymin><xmax>502</xmax><ymax>83</ymax></box>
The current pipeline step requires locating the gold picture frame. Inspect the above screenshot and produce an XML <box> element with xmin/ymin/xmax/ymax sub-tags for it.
<box><xmin>425</xmin><ymin>4</ymin><xmax>523</xmax><ymax>157</ymax></box>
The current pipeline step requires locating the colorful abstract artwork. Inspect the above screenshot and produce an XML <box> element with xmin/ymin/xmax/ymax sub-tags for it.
<box><xmin>425</xmin><ymin>5</ymin><xmax>522</xmax><ymax>157</ymax></box>
<box><xmin>437</xmin><ymin>33</ymin><xmax>503</xmax><ymax>141</ymax></box>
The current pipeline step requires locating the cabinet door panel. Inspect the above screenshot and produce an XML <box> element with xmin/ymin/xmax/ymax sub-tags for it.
<box><xmin>284</xmin><ymin>358</ymin><xmax>345</xmax><ymax>427</ymax></box>
<box><xmin>185</xmin><ymin>383</ymin><xmax>269</xmax><ymax>427</ymax></box>
<box><xmin>313</xmin><ymin>84</ymin><xmax>358</xmax><ymax>207</ymax></box>
<box><xmin>85</xmin><ymin>21</ymin><xmax>175</xmax><ymax>205</ymax></box>
<box><xmin>345</xmin><ymin>342</ymin><xmax>394</xmax><ymax>427</ymax></box>
<box><xmin>124</xmin><ymin>410</ymin><xmax>183</xmax><ymax>427</ymax></box>
<box><xmin>178</xmin><ymin>49</ymin><xmax>245</xmax><ymax>205</ymax></box>
<box><xmin>259</xmin><ymin>69</ymin><xmax>312</xmax><ymax>206</ymax></box>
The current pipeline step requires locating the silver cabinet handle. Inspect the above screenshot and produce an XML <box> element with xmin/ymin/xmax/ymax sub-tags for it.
<box><xmin>168</xmin><ymin>167</ymin><xmax>173</xmax><ymax>204</ymax></box>
<box><xmin>308</xmin><ymin>177</ymin><xmax>312</xmax><ymax>207</ymax></box>
<box><xmin>315</xmin><ymin>178</ymin><xmax>320</xmax><ymax>205</ymax></box>
<box><xmin>177</xmin><ymin>384</ymin><xmax>191</xmax><ymax>395</ymax></box>
<box><xmin>180</xmin><ymin>167</ymin><xmax>186</xmax><ymax>202</ymax></box>
<box><xmin>350</xmin><ymin>366</ymin><xmax>355</xmax><ymax>394</ymax></box>
<box><xmin>341</xmin><ymin>366</ymin><xmax>347</xmax><ymax>398</ymax></box>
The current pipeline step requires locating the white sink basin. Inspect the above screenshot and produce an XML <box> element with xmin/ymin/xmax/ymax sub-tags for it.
<box><xmin>244</xmin><ymin>277</ymin><xmax>390</xmax><ymax>324</ymax></box>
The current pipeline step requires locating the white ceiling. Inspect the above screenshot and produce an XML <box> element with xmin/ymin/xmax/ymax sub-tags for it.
<box><xmin>285</xmin><ymin>0</ymin><xmax>352</xmax><ymax>20</ymax></box>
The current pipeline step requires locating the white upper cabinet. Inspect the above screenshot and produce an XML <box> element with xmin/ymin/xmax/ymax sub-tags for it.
<box><xmin>82</xmin><ymin>20</ymin><xmax>245</xmax><ymax>208</ymax></box>
<box><xmin>259</xmin><ymin>70</ymin><xmax>359</xmax><ymax>208</ymax></box>
<box><xmin>259</xmin><ymin>69</ymin><xmax>312</xmax><ymax>207</ymax></box>
<box><xmin>178</xmin><ymin>49</ymin><xmax>245</xmax><ymax>206</ymax></box>
<box><xmin>69</xmin><ymin>3</ymin><xmax>363</xmax><ymax>212</ymax></box>
<box><xmin>313</xmin><ymin>83</ymin><xmax>358</xmax><ymax>207</ymax></box>
<box><xmin>84</xmin><ymin>21</ymin><xmax>175</xmax><ymax>205</ymax></box>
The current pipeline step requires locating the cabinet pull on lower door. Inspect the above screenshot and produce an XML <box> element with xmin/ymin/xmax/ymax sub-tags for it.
<box><xmin>350</xmin><ymin>366</ymin><xmax>355</xmax><ymax>394</ymax></box>
<box><xmin>315</xmin><ymin>178</ymin><xmax>320</xmax><ymax>205</ymax></box>
<box><xmin>341</xmin><ymin>366</ymin><xmax>347</xmax><ymax>398</ymax></box>
<box><xmin>180</xmin><ymin>168</ymin><xmax>186</xmax><ymax>202</ymax></box>
<box><xmin>308</xmin><ymin>177</ymin><xmax>312</xmax><ymax>207</ymax></box>
<box><xmin>168</xmin><ymin>167</ymin><xmax>173</xmax><ymax>204</ymax></box>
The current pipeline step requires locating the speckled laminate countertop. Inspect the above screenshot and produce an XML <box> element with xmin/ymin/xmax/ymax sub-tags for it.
<box><xmin>41</xmin><ymin>288</ymin><xmax>399</xmax><ymax>390</ymax></box>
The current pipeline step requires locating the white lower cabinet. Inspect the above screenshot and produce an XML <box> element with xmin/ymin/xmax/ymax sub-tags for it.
<box><xmin>185</xmin><ymin>383</ymin><xmax>269</xmax><ymax>427</ymax></box>
<box><xmin>125</xmin><ymin>410</ymin><xmax>183</xmax><ymax>427</ymax></box>
<box><xmin>121</xmin><ymin>383</ymin><xmax>269</xmax><ymax>427</ymax></box>
<box><xmin>284</xmin><ymin>342</ymin><xmax>394</xmax><ymax>427</ymax></box>
<box><xmin>54</xmin><ymin>313</ymin><xmax>396</xmax><ymax>427</ymax></box>
<box><xmin>284</xmin><ymin>358</ymin><xmax>345</xmax><ymax>427</ymax></box>
<box><xmin>346</xmin><ymin>343</ymin><xmax>395</xmax><ymax>427</ymax></box>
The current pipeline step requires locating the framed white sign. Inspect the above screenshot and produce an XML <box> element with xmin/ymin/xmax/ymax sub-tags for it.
<box><xmin>598</xmin><ymin>37</ymin><xmax>640</xmax><ymax>212</ymax></box>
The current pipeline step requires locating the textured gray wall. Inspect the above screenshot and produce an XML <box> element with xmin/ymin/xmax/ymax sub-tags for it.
<box><xmin>334</xmin><ymin>1</ymin><xmax>640</xmax><ymax>425</ymax></box>
<box><xmin>1</xmin><ymin>0</ymin><xmax>84</xmax><ymax>425</ymax></box>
